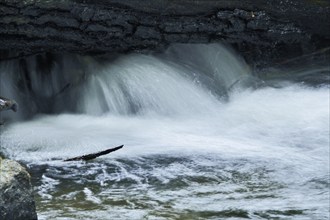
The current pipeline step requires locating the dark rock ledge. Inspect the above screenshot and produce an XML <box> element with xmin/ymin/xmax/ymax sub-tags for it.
<box><xmin>0</xmin><ymin>0</ymin><xmax>329</xmax><ymax>68</ymax></box>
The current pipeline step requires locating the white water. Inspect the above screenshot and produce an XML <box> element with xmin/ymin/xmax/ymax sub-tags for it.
<box><xmin>0</xmin><ymin>44</ymin><xmax>329</xmax><ymax>219</ymax></box>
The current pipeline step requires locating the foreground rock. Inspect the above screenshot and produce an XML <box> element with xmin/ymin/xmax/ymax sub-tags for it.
<box><xmin>0</xmin><ymin>157</ymin><xmax>37</xmax><ymax>220</ymax></box>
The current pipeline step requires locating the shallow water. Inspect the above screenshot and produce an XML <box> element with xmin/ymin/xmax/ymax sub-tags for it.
<box><xmin>0</xmin><ymin>44</ymin><xmax>329</xmax><ymax>219</ymax></box>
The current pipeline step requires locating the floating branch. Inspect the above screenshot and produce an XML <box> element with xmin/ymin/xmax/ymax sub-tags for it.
<box><xmin>64</xmin><ymin>145</ymin><xmax>124</xmax><ymax>162</ymax></box>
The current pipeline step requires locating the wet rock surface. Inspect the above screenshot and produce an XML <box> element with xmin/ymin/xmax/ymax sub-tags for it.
<box><xmin>0</xmin><ymin>0</ymin><xmax>329</xmax><ymax>68</ymax></box>
<box><xmin>0</xmin><ymin>157</ymin><xmax>38</xmax><ymax>220</ymax></box>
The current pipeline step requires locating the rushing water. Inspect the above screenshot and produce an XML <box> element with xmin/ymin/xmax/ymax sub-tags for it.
<box><xmin>0</xmin><ymin>44</ymin><xmax>329</xmax><ymax>219</ymax></box>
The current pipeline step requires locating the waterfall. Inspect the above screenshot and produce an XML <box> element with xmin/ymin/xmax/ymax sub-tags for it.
<box><xmin>0</xmin><ymin>43</ymin><xmax>256</xmax><ymax>120</ymax></box>
<box><xmin>0</xmin><ymin>43</ymin><xmax>328</xmax><ymax>220</ymax></box>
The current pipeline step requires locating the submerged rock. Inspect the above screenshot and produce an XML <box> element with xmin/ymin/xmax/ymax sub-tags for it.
<box><xmin>0</xmin><ymin>96</ymin><xmax>18</xmax><ymax>112</ymax></box>
<box><xmin>0</xmin><ymin>96</ymin><xmax>18</xmax><ymax>125</ymax></box>
<box><xmin>0</xmin><ymin>157</ymin><xmax>37</xmax><ymax>220</ymax></box>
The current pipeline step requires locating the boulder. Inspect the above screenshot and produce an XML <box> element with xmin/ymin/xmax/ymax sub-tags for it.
<box><xmin>0</xmin><ymin>157</ymin><xmax>37</xmax><ymax>220</ymax></box>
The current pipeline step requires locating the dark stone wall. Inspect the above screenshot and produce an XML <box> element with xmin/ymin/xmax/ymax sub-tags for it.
<box><xmin>0</xmin><ymin>0</ymin><xmax>329</xmax><ymax>68</ymax></box>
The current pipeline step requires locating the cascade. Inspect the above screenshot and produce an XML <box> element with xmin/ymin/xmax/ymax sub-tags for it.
<box><xmin>0</xmin><ymin>43</ymin><xmax>328</xmax><ymax>220</ymax></box>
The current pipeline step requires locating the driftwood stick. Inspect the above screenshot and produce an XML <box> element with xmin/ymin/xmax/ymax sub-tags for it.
<box><xmin>64</xmin><ymin>145</ymin><xmax>124</xmax><ymax>162</ymax></box>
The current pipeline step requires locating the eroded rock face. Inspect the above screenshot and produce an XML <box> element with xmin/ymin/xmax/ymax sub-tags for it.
<box><xmin>0</xmin><ymin>158</ymin><xmax>37</xmax><ymax>220</ymax></box>
<box><xmin>0</xmin><ymin>0</ymin><xmax>329</xmax><ymax>68</ymax></box>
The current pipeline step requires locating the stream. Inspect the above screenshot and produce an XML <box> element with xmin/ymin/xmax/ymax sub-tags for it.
<box><xmin>0</xmin><ymin>44</ymin><xmax>329</xmax><ymax>219</ymax></box>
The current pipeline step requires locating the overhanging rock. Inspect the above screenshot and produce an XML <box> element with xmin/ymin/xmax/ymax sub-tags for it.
<box><xmin>0</xmin><ymin>0</ymin><xmax>329</xmax><ymax>67</ymax></box>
